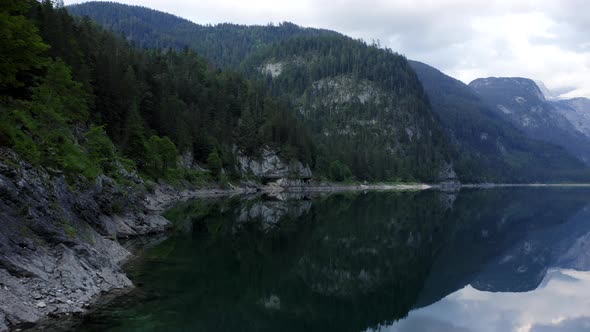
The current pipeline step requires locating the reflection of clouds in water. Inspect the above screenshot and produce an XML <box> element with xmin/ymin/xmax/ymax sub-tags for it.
<box><xmin>531</xmin><ymin>316</ymin><xmax>590</xmax><ymax>332</ymax></box>
<box><xmin>377</xmin><ymin>269</ymin><xmax>590</xmax><ymax>332</ymax></box>
<box><xmin>377</xmin><ymin>315</ymin><xmax>474</xmax><ymax>332</ymax></box>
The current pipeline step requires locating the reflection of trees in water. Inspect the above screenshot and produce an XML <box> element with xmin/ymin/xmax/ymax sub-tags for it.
<box><xmin>81</xmin><ymin>191</ymin><xmax>456</xmax><ymax>332</ymax></box>
<box><xmin>79</xmin><ymin>188</ymin><xmax>590</xmax><ymax>332</ymax></box>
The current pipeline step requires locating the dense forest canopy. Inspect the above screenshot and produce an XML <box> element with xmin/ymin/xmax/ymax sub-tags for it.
<box><xmin>0</xmin><ymin>0</ymin><xmax>315</xmax><ymax>184</ymax></box>
<box><xmin>67</xmin><ymin>1</ymin><xmax>340</xmax><ymax>69</ymax></box>
<box><xmin>70</xmin><ymin>1</ymin><xmax>458</xmax><ymax>181</ymax></box>
<box><xmin>242</xmin><ymin>36</ymin><xmax>453</xmax><ymax>181</ymax></box>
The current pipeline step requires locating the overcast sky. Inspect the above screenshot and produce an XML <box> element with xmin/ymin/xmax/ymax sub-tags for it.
<box><xmin>65</xmin><ymin>0</ymin><xmax>590</xmax><ymax>98</ymax></box>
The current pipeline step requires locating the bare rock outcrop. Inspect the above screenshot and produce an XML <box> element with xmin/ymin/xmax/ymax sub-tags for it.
<box><xmin>0</xmin><ymin>149</ymin><xmax>171</xmax><ymax>330</ymax></box>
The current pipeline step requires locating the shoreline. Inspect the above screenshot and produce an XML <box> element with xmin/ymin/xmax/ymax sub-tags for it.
<box><xmin>145</xmin><ymin>181</ymin><xmax>590</xmax><ymax>212</ymax></box>
<box><xmin>143</xmin><ymin>182</ymin><xmax>436</xmax><ymax>212</ymax></box>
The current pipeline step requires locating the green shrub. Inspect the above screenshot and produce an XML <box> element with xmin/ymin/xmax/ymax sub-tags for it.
<box><xmin>84</xmin><ymin>125</ymin><xmax>115</xmax><ymax>173</ymax></box>
<box><xmin>207</xmin><ymin>151</ymin><xmax>223</xmax><ymax>178</ymax></box>
<box><xmin>329</xmin><ymin>160</ymin><xmax>352</xmax><ymax>182</ymax></box>
<box><xmin>61</xmin><ymin>142</ymin><xmax>101</xmax><ymax>181</ymax></box>
<box><xmin>14</xmin><ymin>135</ymin><xmax>40</xmax><ymax>166</ymax></box>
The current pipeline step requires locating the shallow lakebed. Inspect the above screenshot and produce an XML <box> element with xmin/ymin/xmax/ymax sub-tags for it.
<box><xmin>65</xmin><ymin>188</ymin><xmax>590</xmax><ymax>331</ymax></box>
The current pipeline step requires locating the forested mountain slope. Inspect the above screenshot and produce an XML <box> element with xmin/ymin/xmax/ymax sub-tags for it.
<box><xmin>241</xmin><ymin>37</ymin><xmax>454</xmax><ymax>181</ymax></box>
<box><xmin>68</xmin><ymin>1</ymin><xmax>456</xmax><ymax>182</ymax></box>
<box><xmin>1</xmin><ymin>0</ymin><xmax>319</xmax><ymax>185</ymax></box>
<box><xmin>67</xmin><ymin>1</ymin><xmax>339</xmax><ymax>69</ymax></box>
<box><xmin>469</xmin><ymin>78</ymin><xmax>590</xmax><ymax>165</ymax></box>
<box><xmin>410</xmin><ymin>61</ymin><xmax>590</xmax><ymax>182</ymax></box>
<box><xmin>66</xmin><ymin>1</ymin><xmax>590</xmax><ymax>182</ymax></box>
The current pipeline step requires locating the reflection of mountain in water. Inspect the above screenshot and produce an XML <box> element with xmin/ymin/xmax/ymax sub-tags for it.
<box><xmin>416</xmin><ymin>188</ymin><xmax>590</xmax><ymax>309</ymax></box>
<box><xmin>74</xmin><ymin>188</ymin><xmax>590</xmax><ymax>332</ymax></box>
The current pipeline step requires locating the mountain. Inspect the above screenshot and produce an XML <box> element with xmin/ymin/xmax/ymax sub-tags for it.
<box><xmin>68</xmin><ymin>2</ymin><xmax>454</xmax><ymax>181</ymax></box>
<box><xmin>240</xmin><ymin>37</ymin><xmax>453</xmax><ymax>181</ymax></box>
<box><xmin>67</xmin><ymin>1</ymin><xmax>590</xmax><ymax>182</ymax></box>
<box><xmin>469</xmin><ymin>77</ymin><xmax>590</xmax><ymax>165</ymax></box>
<box><xmin>551</xmin><ymin>97</ymin><xmax>590</xmax><ymax>138</ymax></box>
<box><xmin>67</xmin><ymin>1</ymin><xmax>338</xmax><ymax>69</ymax></box>
<box><xmin>409</xmin><ymin>61</ymin><xmax>590</xmax><ymax>182</ymax></box>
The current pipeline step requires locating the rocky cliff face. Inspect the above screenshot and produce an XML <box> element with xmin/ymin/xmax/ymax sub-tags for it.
<box><xmin>237</xmin><ymin>147</ymin><xmax>312</xmax><ymax>180</ymax></box>
<box><xmin>0</xmin><ymin>149</ymin><xmax>170</xmax><ymax>331</ymax></box>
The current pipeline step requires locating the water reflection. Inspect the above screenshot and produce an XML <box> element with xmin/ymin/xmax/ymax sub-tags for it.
<box><xmin>72</xmin><ymin>188</ymin><xmax>590</xmax><ymax>332</ymax></box>
<box><xmin>382</xmin><ymin>269</ymin><xmax>590</xmax><ymax>332</ymax></box>
<box><xmin>379</xmin><ymin>189</ymin><xmax>590</xmax><ymax>332</ymax></box>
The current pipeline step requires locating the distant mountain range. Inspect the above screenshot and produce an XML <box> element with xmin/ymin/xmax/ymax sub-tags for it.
<box><xmin>409</xmin><ymin>61</ymin><xmax>588</xmax><ymax>182</ymax></box>
<box><xmin>469</xmin><ymin>77</ymin><xmax>590</xmax><ymax>164</ymax></box>
<box><xmin>68</xmin><ymin>1</ymin><xmax>590</xmax><ymax>182</ymax></box>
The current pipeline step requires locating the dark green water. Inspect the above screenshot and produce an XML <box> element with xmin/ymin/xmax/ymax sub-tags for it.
<box><xmin>72</xmin><ymin>188</ymin><xmax>590</xmax><ymax>332</ymax></box>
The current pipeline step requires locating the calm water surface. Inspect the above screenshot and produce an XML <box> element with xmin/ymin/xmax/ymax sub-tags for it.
<box><xmin>73</xmin><ymin>188</ymin><xmax>590</xmax><ymax>332</ymax></box>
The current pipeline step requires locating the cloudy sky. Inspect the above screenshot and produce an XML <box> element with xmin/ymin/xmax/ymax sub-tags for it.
<box><xmin>64</xmin><ymin>0</ymin><xmax>590</xmax><ymax>98</ymax></box>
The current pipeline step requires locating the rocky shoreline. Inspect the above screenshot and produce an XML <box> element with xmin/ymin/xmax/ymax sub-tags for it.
<box><xmin>0</xmin><ymin>148</ymin><xmax>176</xmax><ymax>331</ymax></box>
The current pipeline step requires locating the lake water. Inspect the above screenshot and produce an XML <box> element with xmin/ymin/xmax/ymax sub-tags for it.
<box><xmin>72</xmin><ymin>188</ymin><xmax>590</xmax><ymax>332</ymax></box>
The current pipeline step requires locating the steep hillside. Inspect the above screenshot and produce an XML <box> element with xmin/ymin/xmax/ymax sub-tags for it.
<box><xmin>551</xmin><ymin>97</ymin><xmax>590</xmax><ymax>138</ymax></box>
<box><xmin>68</xmin><ymin>2</ymin><xmax>455</xmax><ymax>182</ymax></box>
<box><xmin>67</xmin><ymin>1</ymin><xmax>338</xmax><ymax>69</ymax></box>
<box><xmin>410</xmin><ymin>61</ymin><xmax>590</xmax><ymax>182</ymax></box>
<box><xmin>241</xmin><ymin>36</ymin><xmax>454</xmax><ymax>181</ymax></box>
<box><xmin>470</xmin><ymin>78</ymin><xmax>590</xmax><ymax>165</ymax></box>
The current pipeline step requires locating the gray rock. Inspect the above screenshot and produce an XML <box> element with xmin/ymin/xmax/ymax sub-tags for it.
<box><xmin>0</xmin><ymin>148</ymin><xmax>171</xmax><ymax>330</ymax></box>
<box><xmin>237</xmin><ymin>147</ymin><xmax>312</xmax><ymax>180</ymax></box>
<box><xmin>438</xmin><ymin>162</ymin><xmax>458</xmax><ymax>182</ymax></box>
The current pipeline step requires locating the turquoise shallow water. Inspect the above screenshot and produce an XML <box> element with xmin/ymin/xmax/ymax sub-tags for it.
<box><xmin>72</xmin><ymin>188</ymin><xmax>590</xmax><ymax>332</ymax></box>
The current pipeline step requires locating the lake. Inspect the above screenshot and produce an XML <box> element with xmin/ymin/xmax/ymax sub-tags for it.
<box><xmin>71</xmin><ymin>188</ymin><xmax>590</xmax><ymax>332</ymax></box>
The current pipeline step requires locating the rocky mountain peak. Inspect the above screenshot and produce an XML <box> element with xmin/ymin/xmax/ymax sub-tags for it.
<box><xmin>469</xmin><ymin>77</ymin><xmax>546</xmax><ymax>103</ymax></box>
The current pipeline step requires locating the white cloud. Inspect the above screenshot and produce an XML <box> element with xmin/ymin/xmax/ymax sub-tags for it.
<box><xmin>64</xmin><ymin>0</ymin><xmax>590</xmax><ymax>98</ymax></box>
